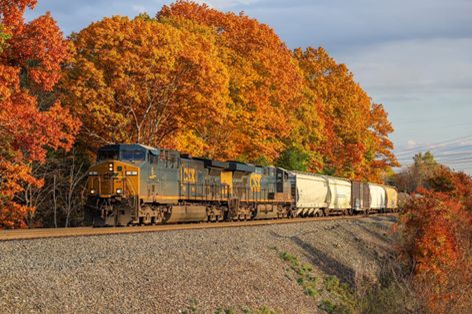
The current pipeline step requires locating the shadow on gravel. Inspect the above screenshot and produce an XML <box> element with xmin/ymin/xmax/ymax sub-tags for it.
<box><xmin>370</xmin><ymin>215</ymin><xmax>398</xmax><ymax>223</ymax></box>
<box><xmin>290</xmin><ymin>236</ymin><xmax>356</xmax><ymax>285</ymax></box>
<box><xmin>270</xmin><ymin>231</ymin><xmax>355</xmax><ymax>285</ymax></box>
<box><xmin>353</xmin><ymin>222</ymin><xmax>392</xmax><ymax>245</ymax></box>
<box><xmin>353</xmin><ymin>216</ymin><xmax>398</xmax><ymax>247</ymax></box>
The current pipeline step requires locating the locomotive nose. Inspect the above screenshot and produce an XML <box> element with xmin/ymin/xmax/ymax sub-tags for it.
<box><xmin>87</xmin><ymin>161</ymin><xmax>140</xmax><ymax>198</ymax></box>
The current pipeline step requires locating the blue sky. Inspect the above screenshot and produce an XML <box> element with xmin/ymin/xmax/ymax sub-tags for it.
<box><xmin>26</xmin><ymin>0</ymin><xmax>472</xmax><ymax>173</ymax></box>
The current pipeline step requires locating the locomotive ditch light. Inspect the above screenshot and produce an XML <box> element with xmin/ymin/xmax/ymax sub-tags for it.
<box><xmin>90</xmin><ymin>189</ymin><xmax>96</xmax><ymax>194</ymax></box>
<box><xmin>116</xmin><ymin>188</ymin><xmax>123</xmax><ymax>194</ymax></box>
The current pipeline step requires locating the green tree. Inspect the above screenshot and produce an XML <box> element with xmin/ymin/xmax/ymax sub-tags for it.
<box><xmin>275</xmin><ymin>146</ymin><xmax>310</xmax><ymax>171</ymax></box>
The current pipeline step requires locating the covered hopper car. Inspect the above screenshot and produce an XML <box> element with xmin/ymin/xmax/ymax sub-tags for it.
<box><xmin>85</xmin><ymin>144</ymin><xmax>398</xmax><ymax>226</ymax></box>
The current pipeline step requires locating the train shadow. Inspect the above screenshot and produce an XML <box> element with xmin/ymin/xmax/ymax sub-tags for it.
<box><xmin>353</xmin><ymin>216</ymin><xmax>398</xmax><ymax>246</ymax></box>
<box><xmin>291</xmin><ymin>235</ymin><xmax>356</xmax><ymax>285</ymax></box>
<box><xmin>270</xmin><ymin>231</ymin><xmax>355</xmax><ymax>285</ymax></box>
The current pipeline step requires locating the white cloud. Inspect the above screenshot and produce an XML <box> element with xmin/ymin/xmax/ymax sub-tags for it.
<box><xmin>194</xmin><ymin>0</ymin><xmax>261</xmax><ymax>9</ymax></box>
<box><xmin>132</xmin><ymin>5</ymin><xmax>147</xmax><ymax>13</ymax></box>
<box><xmin>407</xmin><ymin>140</ymin><xmax>417</xmax><ymax>149</ymax></box>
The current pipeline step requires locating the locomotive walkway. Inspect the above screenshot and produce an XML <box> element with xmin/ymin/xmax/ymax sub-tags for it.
<box><xmin>0</xmin><ymin>213</ymin><xmax>397</xmax><ymax>241</ymax></box>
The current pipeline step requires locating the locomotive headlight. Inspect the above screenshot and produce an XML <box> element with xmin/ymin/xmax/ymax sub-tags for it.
<box><xmin>109</xmin><ymin>163</ymin><xmax>113</xmax><ymax>171</ymax></box>
<box><xmin>116</xmin><ymin>188</ymin><xmax>123</xmax><ymax>194</ymax></box>
<box><xmin>125</xmin><ymin>171</ymin><xmax>138</xmax><ymax>176</ymax></box>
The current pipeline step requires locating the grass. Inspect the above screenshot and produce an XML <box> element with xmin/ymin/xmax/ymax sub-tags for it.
<box><xmin>273</xmin><ymin>247</ymin><xmax>419</xmax><ymax>314</ymax></box>
<box><xmin>276</xmin><ymin>249</ymin><xmax>319</xmax><ymax>299</ymax></box>
<box><xmin>275</xmin><ymin>247</ymin><xmax>358</xmax><ymax>313</ymax></box>
<box><xmin>215</xmin><ymin>306</ymin><xmax>277</xmax><ymax>314</ymax></box>
<box><xmin>320</xmin><ymin>276</ymin><xmax>356</xmax><ymax>313</ymax></box>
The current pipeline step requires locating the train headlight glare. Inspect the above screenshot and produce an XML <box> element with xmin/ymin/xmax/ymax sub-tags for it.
<box><xmin>90</xmin><ymin>189</ymin><xmax>96</xmax><ymax>194</ymax></box>
<box><xmin>116</xmin><ymin>188</ymin><xmax>123</xmax><ymax>194</ymax></box>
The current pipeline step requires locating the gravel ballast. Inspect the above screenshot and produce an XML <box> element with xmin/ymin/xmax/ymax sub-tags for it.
<box><xmin>0</xmin><ymin>216</ymin><xmax>397</xmax><ymax>313</ymax></box>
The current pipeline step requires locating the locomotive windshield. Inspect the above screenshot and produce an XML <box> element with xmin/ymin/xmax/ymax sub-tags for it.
<box><xmin>97</xmin><ymin>150</ymin><xmax>118</xmax><ymax>161</ymax></box>
<box><xmin>96</xmin><ymin>148</ymin><xmax>146</xmax><ymax>162</ymax></box>
<box><xmin>121</xmin><ymin>150</ymin><xmax>146</xmax><ymax>161</ymax></box>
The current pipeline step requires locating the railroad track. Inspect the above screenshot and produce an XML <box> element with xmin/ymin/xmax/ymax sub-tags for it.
<box><xmin>0</xmin><ymin>213</ymin><xmax>397</xmax><ymax>241</ymax></box>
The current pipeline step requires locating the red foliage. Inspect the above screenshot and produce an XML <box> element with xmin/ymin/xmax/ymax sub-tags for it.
<box><xmin>399</xmin><ymin>168</ymin><xmax>472</xmax><ymax>312</ymax></box>
<box><xmin>0</xmin><ymin>0</ymin><xmax>80</xmax><ymax>228</ymax></box>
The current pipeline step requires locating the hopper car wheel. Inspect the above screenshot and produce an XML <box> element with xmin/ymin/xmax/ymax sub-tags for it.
<box><xmin>208</xmin><ymin>214</ymin><xmax>216</xmax><ymax>222</ymax></box>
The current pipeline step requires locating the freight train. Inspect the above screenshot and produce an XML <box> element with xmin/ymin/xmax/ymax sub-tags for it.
<box><xmin>84</xmin><ymin>144</ymin><xmax>398</xmax><ymax>226</ymax></box>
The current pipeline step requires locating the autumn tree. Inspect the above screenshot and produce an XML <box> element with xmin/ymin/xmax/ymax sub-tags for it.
<box><xmin>363</xmin><ymin>103</ymin><xmax>398</xmax><ymax>181</ymax></box>
<box><xmin>158</xmin><ymin>1</ymin><xmax>304</xmax><ymax>162</ymax></box>
<box><xmin>394</xmin><ymin>151</ymin><xmax>438</xmax><ymax>192</ymax></box>
<box><xmin>399</xmin><ymin>188</ymin><xmax>472</xmax><ymax>312</ymax></box>
<box><xmin>61</xmin><ymin>15</ymin><xmax>230</xmax><ymax>158</ymax></box>
<box><xmin>0</xmin><ymin>0</ymin><xmax>80</xmax><ymax>228</ymax></box>
<box><xmin>293</xmin><ymin>47</ymin><xmax>398</xmax><ymax>181</ymax></box>
<box><xmin>396</xmin><ymin>156</ymin><xmax>472</xmax><ymax>312</ymax></box>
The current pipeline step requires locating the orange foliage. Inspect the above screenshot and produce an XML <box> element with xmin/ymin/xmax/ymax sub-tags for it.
<box><xmin>399</xmin><ymin>167</ymin><xmax>472</xmax><ymax>312</ymax></box>
<box><xmin>62</xmin><ymin>15</ymin><xmax>231</xmax><ymax>159</ymax></box>
<box><xmin>0</xmin><ymin>0</ymin><xmax>80</xmax><ymax>228</ymax></box>
<box><xmin>66</xmin><ymin>1</ymin><xmax>396</xmax><ymax>178</ymax></box>
<box><xmin>158</xmin><ymin>1</ymin><xmax>304</xmax><ymax>162</ymax></box>
<box><xmin>293</xmin><ymin>47</ymin><xmax>398</xmax><ymax>180</ymax></box>
<box><xmin>364</xmin><ymin>103</ymin><xmax>399</xmax><ymax>181</ymax></box>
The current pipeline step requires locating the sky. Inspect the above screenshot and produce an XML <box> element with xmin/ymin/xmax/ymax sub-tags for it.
<box><xmin>25</xmin><ymin>0</ymin><xmax>472</xmax><ymax>173</ymax></box>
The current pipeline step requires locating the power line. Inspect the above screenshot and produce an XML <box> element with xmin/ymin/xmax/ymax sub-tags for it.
<box><xmin>394</xmin><ymin>134</ymin><xmax>472</xmax><ymax>156</ymax></box>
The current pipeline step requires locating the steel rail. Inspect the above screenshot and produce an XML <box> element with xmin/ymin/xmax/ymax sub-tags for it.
<box><xmin>0</xmin><ymin>213</ymin><xmax>398</xmax><ymax>241</ymax></box>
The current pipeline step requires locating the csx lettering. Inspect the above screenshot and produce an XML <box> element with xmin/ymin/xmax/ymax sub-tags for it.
<box><xmin>250</xmin><ymin>175</ymin><xmax>261</xmax><ymax>192</ymax></box>
<box><xmin>183</xmin><ymin>168</ymin><xmax>196</xmax><ymax>183</ymax></box>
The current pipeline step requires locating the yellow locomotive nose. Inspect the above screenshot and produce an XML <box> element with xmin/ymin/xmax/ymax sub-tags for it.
<box><xmin>87</xmin><ymin>160</ymin><xmax>140</xmax><ymax>198</ymax></box>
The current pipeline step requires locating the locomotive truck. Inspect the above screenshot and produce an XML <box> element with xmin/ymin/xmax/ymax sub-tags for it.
<box><xmin>85</xmin><ymin>144</ymin><xmax>398</xmax><ymax>226</ymax></box>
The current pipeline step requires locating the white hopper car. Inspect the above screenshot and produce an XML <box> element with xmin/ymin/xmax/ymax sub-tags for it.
<box><xmin>289</xmin><ymin>170</ymin><xmax>398</xmax><ymax>215</ymax></box>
